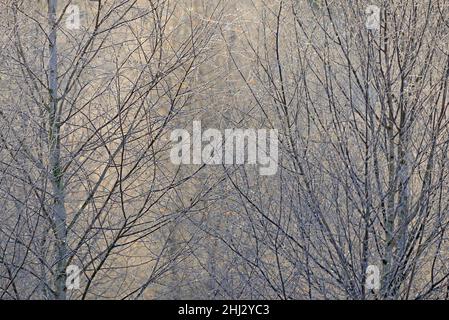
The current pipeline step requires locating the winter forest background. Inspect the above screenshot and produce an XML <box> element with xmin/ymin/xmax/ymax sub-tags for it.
<box><xmin>0</xmin><ymin>0</ymin><xmax>448</xmax><ymax>300</ymax></box>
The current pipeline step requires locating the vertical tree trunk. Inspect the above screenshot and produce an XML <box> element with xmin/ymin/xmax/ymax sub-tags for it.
<box><xmin>48</xmin><ymin>0</ymin><xmax>68</xmax><ymax>300</ymax></box>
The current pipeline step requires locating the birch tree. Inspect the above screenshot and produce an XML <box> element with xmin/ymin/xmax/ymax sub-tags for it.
<box><xmin>214</xmin><ymin>0</ymin><xmax>449</xmax><ymax>299</ymax></box>
<box><xmin>0</xmin><ymin>0</ymin><xmax>222</xmax><ymax>299</ymax></box>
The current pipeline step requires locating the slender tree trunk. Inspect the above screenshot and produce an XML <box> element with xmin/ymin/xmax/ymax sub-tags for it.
<box><xmin>48</xmin><ymin>0</ymin><xmax>68</xmax><ymax>300</ymax></box>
